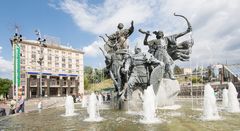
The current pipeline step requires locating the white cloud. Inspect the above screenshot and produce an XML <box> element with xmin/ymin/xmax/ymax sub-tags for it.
<box><xmin>59</xmin><ymin>0</ymin><xmax>155</xmax><ymax>34</ymax></box>
<box><xmin>0</xmin><ymin>46</ymin><xmax>12</xmax><ymax>79</ymax></box>
<box><xmin>83</xmin><ymin>39</ymin><xmax>104</xmax><ymax>57</ymax></box>
<box><xmin>0</xmin><ymin>56</ymin><xmax>12</xmax><ymax>73</ymax></box>
<box><xmin>56</xmin><ymin>0</ymin><xmax>240</xmax><ymax>66</ymax></box>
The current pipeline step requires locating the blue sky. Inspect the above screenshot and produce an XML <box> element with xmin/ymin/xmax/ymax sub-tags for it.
<box><xmin>0</xmin><ymin>0</ymin><xmax>101</xmax><ymax>79</ymax></box>
<box><xmin>1</xmin><ymin>0</ymin><xmax>240</xmax><ymax>79</ymax></box>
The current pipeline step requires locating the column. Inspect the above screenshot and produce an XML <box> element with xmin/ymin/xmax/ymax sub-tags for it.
<box><xmin>27</xmin><ymin>74</ymin><xmax>31</xmax><ymax>99</ymax></box>
<box><xmin>46</xmin><ymin>75</ymin><xmax>50</xmax><ymax>97</ymax></box>
<box><xmin>59</xmin><ymin>76</ymin><xmax>63</xmax><ymax>96</ymax></box>
<box><xmin>37</xmin><ymin>75</ymin><xmax>40</xmax><ymax>97</ymax></box>
<box><xmin>74</xmin><ymin>77</ymin><xmax>79</xmax><ymax>95</ymax></box>
<box><xmin>67</xmin><ymin>76</ymin><xmax>71</xmax><ymax>95</ymax></box>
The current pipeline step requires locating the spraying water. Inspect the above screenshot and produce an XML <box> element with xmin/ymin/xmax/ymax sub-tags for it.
<box><xmin>227</xmin><ymin>82</ymin><xmax>240</xmax><ymax>112</ymax></box>
<box><xmin>81</xmin><ymin>95</ymin><xmax>87</xmax><ymax>108</ymax></box>
<box><xmin>155</xmin><ymin>79</ymin><xmax>180</xmax><ymax>107</ymax></box>
<box><xmin>84</xmin><ymin>93</ymin><xmax>103</xmax><ymax>122</ymax></box>
<box><xmin>64</xmin><ymin>95</ymin><xmax>76</xmax><ymax>116</ymax></box>
<box><xmin>201</xmin><ymin>84</ymin><xmax>220</xmax><ymax>121</ymax></box>
<box><xmin>222</xmin><ymin>88</ymin><xmax>228</xmax><ymax>109</ymax></box>
<box><xmin>98</xmin><ymin>94</ymin><xmax>103</xmax><ymax>106</ymax></box>
<box><xmin>140</xmin><ymin>85</ymin><xmax>162</xmax><ymax>124</ymax></box>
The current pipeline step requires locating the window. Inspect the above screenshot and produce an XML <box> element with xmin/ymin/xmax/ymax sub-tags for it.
<box><xmin>21</xmin><ymin>73</ymin><xmax>25</xmax><ymax>78</ymax></box>
<box><xmin>48</xmin><ymin>56</ymin><xmax>52</xmax><ymax>61</ymax></box>
<box><xmin>62</xmin><ymin>51</ymin><xmax>65</xmax><ymax>54</ymax></box>
<box><xmin>48</xmin><ymin>49</ymin><xmax>51</xmax><ymax>52</ymax></box>
<box><xmin>76</xmin><ymin>64</ymin><xmax>79</xmax><ymax>68</ymax></box>
<box><xmin>21</xmin><ymin>59</ymin><xmax>25</xmax><ymax>64</ymax></box>
<box><xmin>69</xmin><ymin>70</ymin><xmax>72</xmax><ymax>73</ymax></box>
<box><xmin>55</xmin><ymin>56</ymin><xmax>59</xmax><ymax>61</ymax></box>
<box><xmin>31</xmin><ymin>54</ymin><xmax>36</xmax><ymax>59</ymax></box>
<box><xmin>62</xmin><ymin>57</ymin><xmax>65</xmax><ymax>62</ymax></box>
<box><xmin>21</xmin><ymin>45</ymin><xmax>25</xmax><ymax>49</ymax></box>
<box><xmin>55</xmin><ymin>50</ymin><xmax>59</xmax><ymax>53</ymax></box>
<box><xmin>55</xmin><ymin>63</ymin><xmax>59</xmax><ymax>67</ymax></box>
<box><xmin>68</xmin><ymin>64</ymin><xmax>72</xmax><ymax>68</ymax></box>
<box><xmin>48</xmin><ymin>62</ymin><xmax>52</xmax><ymax>65</ymax></box>
<box><xmin>21</xmin><ymin>81</ymin><xmax>25</xmax><ymax>85</ymax></box>
<box><xmin>62</xmin><ymin>64</ymin><xmax>66</xmax><ymax>68</ymax></box>
<box><xmin>31</xmin><ymin>46</ymin><xmax>36</xmax><ymax>50</ymax></box>
<box><xmin>68</xmin><ymin>58</ymin><xmax>72</xmax><ymax>63</ymax></box>
<box><xmin>21</xmin><ymin>66</ymin><xmax>25</xmax><ymax>70</ymax></box>
<box><xmin>76</xmin><ymin>59</ymin><xmax>80</xmax><ymax>63</ymax></box>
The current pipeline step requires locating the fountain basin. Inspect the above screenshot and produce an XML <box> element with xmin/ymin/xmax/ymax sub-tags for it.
<box><xmin>1</xmin><ymin>99</ymin><xmax>240</xmax><ymax>130</ymax></box>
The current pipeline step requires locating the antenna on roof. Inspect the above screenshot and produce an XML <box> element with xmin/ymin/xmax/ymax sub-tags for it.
<box><xmin>14</xmin><ymin>25</ymin><xmax>20</xmax><ymax>34</ymax></box>
<box><xmin>35</xmin><ymin>29</ymin><xmax>42</xmax><ymax>39</ymax></box>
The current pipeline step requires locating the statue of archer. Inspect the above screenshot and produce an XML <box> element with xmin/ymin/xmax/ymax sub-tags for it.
<box><xmin>139</xmin><ymin>13</ymin><xmax>193</xmax><ymax>80</ymax></box>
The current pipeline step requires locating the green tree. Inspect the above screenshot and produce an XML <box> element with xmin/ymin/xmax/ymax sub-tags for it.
<box><xmin>84</xmin><ymin>76</ymin><xmax>90</xmax><ymax>90</ymax></box>
<box><xmin>174</xmin><ymin>65</ymin><xmax>183</xmax><ymax>75</ymax></box>
<box><xmin>84</xmin><ymin>66</ymin><xmax>108</xmax><ymax>84</ymax></box>
<box><xmin>192</xmin><ymin>76</ymin><xmax>202</xmax><ymax>83</ymax></box>
<box><xmin>0</xmin><ymin>78</ymin><xmax>12</xmax><ymax>98</ymax></box>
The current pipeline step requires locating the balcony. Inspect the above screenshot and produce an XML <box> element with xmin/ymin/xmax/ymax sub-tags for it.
<box><xmin>50</xmin><ymin>81</ymin><xmax>60</xmax><ymax>87</ymax></box>
<box><xmin>30</xmin><ymin>79</ymin><xmax>37</xmax><ymax>87</ymax></box>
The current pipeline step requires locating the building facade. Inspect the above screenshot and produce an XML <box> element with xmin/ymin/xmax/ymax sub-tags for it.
<box><xmin>183</xmin><ymin>68</ymin><xmax>192</xmax><ymax>75</ymax></box>
<box><xmin>11</xmin><ymin>39</ymin><xmax>84</xmax><ymax>99</ymax></box>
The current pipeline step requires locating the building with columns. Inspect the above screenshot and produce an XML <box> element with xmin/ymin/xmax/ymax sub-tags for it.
<box><xmin>11</xmin><ymin>38</ymin><xmax>84</xmax><ymax>99</ymax></box>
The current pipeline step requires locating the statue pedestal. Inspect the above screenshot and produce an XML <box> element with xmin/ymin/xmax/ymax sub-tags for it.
<box><xmin>127</xmin><ymin>89</ymin><xmax>143</xmax><ymax>112</ymax></box>
<box><xmin>155</xmin><ymin>78</ymin><xmax>180</xmax><ymax>107</ymax></box>
<box><xmin>115</xmin><ymin>89</ymin><xmax>143</xmax><ymax>111</ymax></box>
<box><xmin>114</xmin><ymin>79</ymin><xmax>180</xmax><ymax>110</ymax></box>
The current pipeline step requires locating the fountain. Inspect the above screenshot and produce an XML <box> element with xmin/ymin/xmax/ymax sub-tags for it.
<box><xmin>64</xmin><ymin>95</ymin><xmax>76</xmax><ymax>116</ymax></box>
<box><xmin>155</xmin><ymin>79</ymin><xmax>180</xmax><ymax>108</ymax></box>
<box><xmin>98</xmin><ymin>93</ymin><xmax>103</xmax><ymax>106</ymax></box>
<box><xmin>201</xmin><ymin>84</ymin><xmax>220</xmax><ymax>121</ymax></box>
<box><xmin>4</xmin><ymin>13</ymin><xmax>240</xmax><ymax>131</ymax></box>
<box><xmin>81</xmin><ymin>95</ymin><xmax>87</xmax><ymax>108</ymax></box>
<box><xmin>140</xmin><ymin>85</ymin><xmax>162</xmax><ymax>124</ymax></box>
<box><xmin>227</xmin><ymin>82</ymin><xmax>240</xmax><ymax>112</ymax></box>
<box><xmin>37</xmin><ymin>100</ymin><xmax>42</xmax><ymax>112</ymax></box>
<box><xmin>222</xmin><ymin>88</ymin><xmax>228</xmax><ymax>109</ymax></box>
<box><xmin>84</xmin><ymin>93</ymin><xmax>103</xmax><ymax>122</ymax></box>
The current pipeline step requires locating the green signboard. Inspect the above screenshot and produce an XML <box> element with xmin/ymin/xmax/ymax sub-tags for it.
<box><xmin>14</xmin><ymin>44</ymin><xmax>21</xmax><ymax>89</ymax></box>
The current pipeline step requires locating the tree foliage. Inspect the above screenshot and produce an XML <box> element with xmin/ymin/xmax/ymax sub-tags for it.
<box><xmin>0</xmin><ymin>78</ymin><xmax>12</xmax><ymax>96</ymax></box>
<box><xmin>84</xmin><ymin>66</ymin><xmax>110</xmax><ymax>90</ymax></box>
<box><xmin>174</xmin><ymin>65</ymin><xmax>183</xmax><ymax>75</ymax></box>
<box><xmin>191</xmin><ymin>76</ymin><xmax>202</xmax><ymax>83</ymax></box>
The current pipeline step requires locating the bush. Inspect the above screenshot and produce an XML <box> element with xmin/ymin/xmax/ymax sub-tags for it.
<box><xmin>191</xmin><ymin>77</ymin><xmax>202</xmax><ymax>83</ymax></box>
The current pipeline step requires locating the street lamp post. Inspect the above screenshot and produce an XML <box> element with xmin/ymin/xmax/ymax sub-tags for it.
<box><xmin>35</xmin><ymin>30</ymin><xmax>46</xmax><ymax>98</ymax></box>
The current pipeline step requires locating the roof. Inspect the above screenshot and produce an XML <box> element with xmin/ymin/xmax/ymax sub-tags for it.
<box><xmin>224</xmin><ymin>64</ymin><xmax>240</xmax><ymax>79</ymax></box>
<box><xmin>11</xmin><ymin>39</ymin><xmax>84</xmax><ymax>54</ymax></box>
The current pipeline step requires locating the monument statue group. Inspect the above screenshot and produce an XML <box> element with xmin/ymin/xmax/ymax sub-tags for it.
<box><xmin>100</xmin><ymin>13</ymin><xmax>194</xmax><ymax>109</ymax></box>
